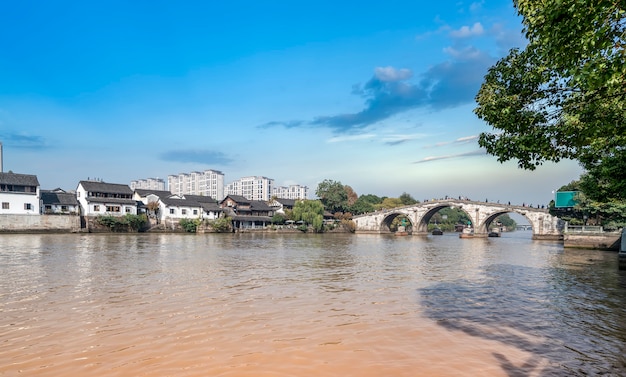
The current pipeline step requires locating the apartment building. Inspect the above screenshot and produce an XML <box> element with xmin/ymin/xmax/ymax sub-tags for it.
<box><xmin>271</xmin><ymin>184</ymin><xmax>309</xmax><ymax>200</ymax></box>
<box><xmin>167</xmin><ymin>169</ymin><xmax>225</xmax><ymax>200</ymax></box>
<box><xmin>130</xmin><ymin>177</ymin><xmax>166</xmax><ymax>191</ymax></box>
<box><xmin>225</xmin><ymin>176</ymin><xmax>274</xmax><ymax>201</ymax></box>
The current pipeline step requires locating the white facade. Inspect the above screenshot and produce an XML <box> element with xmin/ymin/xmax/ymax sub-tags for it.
<box><xmin>225</xmin><ymin>176</ymin><xmax>274</xmax><ymax>201</ymax></box>
<box><xmin>272</xmin><ymin>184</ymin><xmax>309</xmax><ymax>200</ymax></box>
<box><xmin>76</xmin><ymin>181</ymin><xmax>137</xmax><ymax>217</ymax></box>
<box><xmin>0</xmin><ymin>172</ymin><xmax>40</xmax><ymax>215</ymax></box>
<box><xmin>167</xmin><ymin>170</ymin><xmax>225</xmax><ymax>200</ymax></box>
<box><xmin>130</xmin><ymin>178</ymin><xmax>165</xmax><ymax>191</ymax></box>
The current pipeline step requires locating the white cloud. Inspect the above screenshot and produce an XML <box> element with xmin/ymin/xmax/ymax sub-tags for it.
<box><xmin>374</xmin><ymin>66</ymin><xmax>413</xmax><ymax>82</ymax></box>
<box><xmin>450</xmin><ymin>22</ymin><xmax>484</xmax><ymax>38</ymax></box>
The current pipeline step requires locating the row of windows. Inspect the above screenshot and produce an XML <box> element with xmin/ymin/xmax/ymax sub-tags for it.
<box><xmin>169</xmin><ymin>208</ymin><xmax>199</xmax><ymax>215</ymax></box>
<box><xmin>1</xmin><ymin>202</ymin><xmax>33</xmax><ymax>210</ymax></box>
<box><xmin>93</xmin><ymin>205</ymin><xmax>132</xmax><ymax>213</ymax></box>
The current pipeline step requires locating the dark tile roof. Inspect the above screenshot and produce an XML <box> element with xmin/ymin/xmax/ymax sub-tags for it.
<box><xmin>275</xmin><ymin>198</ymin><xmax>296</xmax><ymax>207</ymax></box>
<box><xmin>232</xmin><ymin>215</ymin><xmax>273</xmax><ymax>222</ymax></box>
<box><xmin>134</xmin><ymin>189</ymin><xmax>173</xmax><ymax>198</ymax></box>
<box><xmin>183</xmin><ymin>194</ymin><xmax>216</xmax><ymax>203</ymax></box>
<box><xmin>0</xmin><ymin>172</ymin><xmax>39</xmax><ymax>186</ymax></box>
<box><xmin>160</xmin><ymin>197</ymin><xmax>202</xmax><ymax>207</ymax></box>
<box><xmin>221</xmin><ymin>195</ymin><xmax>250</xmax><ymax>205</ymax></box>
<box><xmin>250</xmin><ymin>201</ymin><xmax>272</xmax><ymax>211</ymax></box>
<box><xmin>41</xmin><ymin>190</ymin><xmax>79</xmax><ymax>205</ymax></box>
<box><xmin>200</xmin><ymin>202</ymin><xmax>222</xmax><ymax>212</ymax></box>
<box><xmin>79</xmin><ymin>181</ymin><xmax>133</xmax><ymax>195</ymax></box>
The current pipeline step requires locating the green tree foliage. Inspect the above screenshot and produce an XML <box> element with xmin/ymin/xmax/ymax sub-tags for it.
<box><xmin>475</xmin><ymin>1</ymin><xmax>625</xmax><ymax>193</ymax></box>
<box><xmin>550</xmin><ymin>181</ymin><xmax>626</xmax><ymax>228</ymax></box>
<box><xmin>179</xmin><ymin>218</ymin><xmax>202</xmax><ymax>233</ymax></box>
<box><xmin>291</xmin><ymin>200</ymin><xmax>325</xmax><ymax>232</ymax></box>
<box><xmin>271</xmin><ymin>213</ymin><xmax>286</xmax><ymax>225</ymax></box>
<box><xmin>399</xmin><ymin>192</ymin><xmax>418</xmax><ymax>205</ymax></box>
<box><xmin>429</xmin><ymin>207</ymin><xmax>471</xmax><ymax>232</ymax></box>
<box><xmin>315</xmin><ymin>179</ymin><xmax>348</xmax><ymax>213</ymax></box>
<box><xmin>374</xmin><ymin>197</ymin><xmax>404</xmax><ymax>210</ymax></box>
<box><xmin>209</xmin><ymin>217</ymin><xmax>232</xmax><ymax>233</ymax></box>
<box><xmin>349</xmin><ymin>194</ymin><xmax>383</xmax><ymax>215</ymax></box>
<box><xmin>97</xmin><ymin>214</ymin><xmax>147</xmax><ymax>232</ymax></box>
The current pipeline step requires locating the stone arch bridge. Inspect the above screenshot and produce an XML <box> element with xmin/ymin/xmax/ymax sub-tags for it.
<box><xmin>352</xmin><ymin>199</ymin><xmax>563</xmax><ymax>240</ymax></box>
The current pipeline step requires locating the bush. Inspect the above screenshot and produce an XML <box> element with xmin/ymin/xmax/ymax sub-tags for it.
<box><xmin>210</xmin><ymin>217</ymin><xmax>232</xmax><ymax>233</ymax></box>
<box><xmin>97</xmin><ymin>214</ymin><xmax>147</xmax><ymax>232</ymax></box>
<box><xmin>180</xmin><ymin>218</ymin><xmax>202</xmax><ymax>233</ymax></box>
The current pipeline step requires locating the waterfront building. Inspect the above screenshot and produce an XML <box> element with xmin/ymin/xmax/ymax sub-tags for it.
<box><xmin>225</xmin><ymin>176</ymin><xmax>274</xmax><ymax>201</ymax></box>
<box><xmin>220</xmin><ymin>195</ymin><xmax>274</xmax><ymax>230</ymax></box>
<box><xmin>271</xmin><ymin>184</ymin><xmax>309</xmax><ymax>200</ymax></box>
<box><xmin>76</xmin><ymin>180</ymin><xmax>137</xmax><ymax>216</ymax></box>
<box><xmin>0</xmin><ymin>171</ymin><xmax>40</xmax><ymax>215</ymax></box>
<box><xmin>130</xmin><ymin>177</ymin><xmax>165</xmax><ymax>191</ymax></box>
<box><xmin>268</xmin><ymin>198</ymin><xmax>296</xmax><ymax>214</ymax></box>
<box><xmin>167</xmin><ymin>170</ymin><xmax>225</xmax><ymax>201</ymax></box>
<box><xmin>41</xmin><ymin>188</ymin><xmax>79</xmax><ymax>214</ymax></box>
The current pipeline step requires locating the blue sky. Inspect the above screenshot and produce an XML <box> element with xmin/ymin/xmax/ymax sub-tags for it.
<box><xmin>0</xmin><ymin>0</ymin><xmax>582</xmax><ymax>205</ymax></box>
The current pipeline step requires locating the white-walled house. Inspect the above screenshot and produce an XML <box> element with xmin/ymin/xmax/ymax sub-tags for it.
<box><xmin>41</xmin><ymin>188</ymin><xmax>79</xmax><ymax>214</ymax></box>
<box><xmin>0</xmin><ymin>171</ymin><xmax>40</xmax><ymax>215</ymax></box>
<box><xmin>76</xmin><ymin>180</ymin><xmax>137</xmax><ymax>216</ymax></box>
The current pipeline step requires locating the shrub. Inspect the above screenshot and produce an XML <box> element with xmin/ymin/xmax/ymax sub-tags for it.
<box><xmin>180</xmin><ymin>218</ymin><xmax>202</xmax><ymax>233</ymax></box>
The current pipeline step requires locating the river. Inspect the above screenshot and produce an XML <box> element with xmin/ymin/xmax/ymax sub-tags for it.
<box><xmin>1</xmin><ymin>232</ymin><xmax>625</xmax><ymax>376</ymax></box>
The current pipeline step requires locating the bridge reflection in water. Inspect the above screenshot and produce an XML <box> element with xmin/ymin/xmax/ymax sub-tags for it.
<box><xmin>352</xmin><ymin>199</ymin><xmax>562</xmax><ymax>240</ymax></box>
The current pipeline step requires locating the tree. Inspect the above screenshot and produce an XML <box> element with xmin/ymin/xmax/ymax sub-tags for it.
<box><xmin>374</xmin><ymin>197</ymin><xmax>404</xmax><ymax>210</ymax></box>
<box><xmin>315</xmin><ymin>179</ymin><xmax>348</xmax><ymax>213</ymax></box>
<box><xmin>399</xmin><ymin>192</ymin><xmax>418</xmax><ymax>206</ymax></box>
<box><xmin>474</xmin><ymin>1</ymin><xmax>625</xmax><ymax>191</ymax></box>
<box><xmin>344</xmin><ymin>185</ymin><xmax>358</xmax><ymax>207</ymax></box>
<box><xmin>291</xmin><ymin>200</ymin><xmax>325</xmax><ymax>232</ymax></box>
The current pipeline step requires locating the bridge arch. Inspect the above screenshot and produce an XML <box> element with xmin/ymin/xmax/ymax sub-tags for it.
<box><xmin>380</xmin><ymin>212</ymin><xmax>414</xmax><ymax>233</ymax></box>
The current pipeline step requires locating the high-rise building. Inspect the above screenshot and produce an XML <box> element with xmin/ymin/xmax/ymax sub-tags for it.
<box><xmin>271</xmin><ymin>184</ymin><xmax>309</xmax><ymax>200</ymax></box>
<box><xmin>130</xmin><ymin>178</ymin><xmax>165</xmax><ymax>191</ymax></box>
<box><xmin>225</xmin><ymin>176</ymin><xmax>274</xmax><ymax>201</ymax></box>
<box><xmin>167</xmin><ymin>170</ymin><xmax>225</xmax><ymax>200</ymax></box>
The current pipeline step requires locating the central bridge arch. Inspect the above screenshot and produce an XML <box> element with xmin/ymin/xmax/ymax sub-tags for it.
<box><xmin>353</xmin><ymin>199</ymin><xmax>563</xmax><ymax>240</ymax></box>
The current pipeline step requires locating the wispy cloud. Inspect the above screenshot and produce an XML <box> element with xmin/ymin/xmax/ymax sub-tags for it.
<box><xmin>382</xmin><ymin>133</ymin><xmax>427</xmax><ymax>146</ymax></box>
<box><xmin>159</xmin><ymin>150</ymin><xmax>234</xmax><ymax>165</ymax></box>
<box><xmin>326</xmin><ymin>134</ymin><xmax>376</xmax><ymax>143</ymax></box>
<box><xmin>424</xmin><ymin>135</ymin><xmax>479</xmax><ymax>148</ymax></box>
<box><xmin>262</xmin><ymin>50</ymin><xmax>495</xmax><ymax>134</ymax></box>
<box><xmin>413</xmin><ymin>149</ymin><xmax>485</xmax><ymax>164</ymax></box>
<box><xmin>449</xmin><ymin>22</ymin><xmax>484</xmax><ymax>38</ymax></box>
<box><xmin>0</xmin><ymin>131</ymin><xmax>49</xmax><ymax>149</ymax></box>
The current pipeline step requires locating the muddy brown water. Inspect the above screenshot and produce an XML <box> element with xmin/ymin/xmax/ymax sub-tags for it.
<box><xmin>1</xmin><ymin>232</ymin><xmax>625</xmax><ymax>376</ymax></box>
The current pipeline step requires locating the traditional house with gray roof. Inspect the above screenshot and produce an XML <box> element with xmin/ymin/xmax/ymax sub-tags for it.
<box><xmin>41</xmin><ymin>188</ymin><xmax>79</xmax><ymax>215</ymax></box>
<box><xmin>219</xmin><ymin>195</ymin><xmax>274</xmax><ymax>230</ymax></box>
<box><xmin>0</xmin><ymin>171</ymin><xmax>40</xmax><ymax>215</ymax></box>
<box><xmin>76</xmin><ymin>180</ymin><xmax>137</xmax><ymax>216</ymax></box>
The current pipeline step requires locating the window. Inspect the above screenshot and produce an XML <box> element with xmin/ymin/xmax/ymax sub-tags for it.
<box><xmin>125</xmin><ymin>207</ymin><xmax>131</xmax><ymax>213</ymax></box>
<box><xmin>170</xmin><ymin>208</ymin><xmax>176</xmax><ymax>214</ymax></box>
<box><xmin>2</xmin><ymin>202</ymin><xmax>8</xmax><ymax>209</ymax></box>
<box><xmin>45</xmin><ymin>205</ymin><xmax>52</xmax><ymax>211</ymax></box>
<box><xmin>61</xmin><ymin>205</ymin><xmax>68</xmax><ymax>211</ymax></box>
<box><xmin>193</xmin><ymin>209</ymin><xmax>198</xmax><ymax>215</ymax></box>
<box><xmin>24</xmin><ymin>203</ymin><xmax>32</xmax><ymax>210</ymax></box>
<box><xmin>182</xmin><ymin>209</ymin><xmax>187</xmax><ymax>215</ymax></box>
<box><xmin>106</xmin><ymin>206</ymin><xmax>121</xmax><ymax>212</ymax></box>
<box><xmin>94</xmin><ymin>205</ymin><xmax>100</xmax><ymax>211</ymax></box>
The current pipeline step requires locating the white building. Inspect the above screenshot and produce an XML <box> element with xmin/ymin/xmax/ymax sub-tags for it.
<box><xmin>225</xmin><ymin>176</ymin><xmax>274</xmax><ymax>201</ymax></box>
<box><xmin>130</xmin><ymin>178</ymin><xmax>165</xmax><ymax>191</ymax></box>
<box><xmin>167</xmin><ymin>169</ymin><xmax>225</xmax><ymax>200</ymax></box>
<box><xmin>76</xmin><ymin>180</ymin><xmax>137</xmax><ymax>216</ymax></box>
<box><xmin>0</xmin><ymin>171</ymin><xmax>40</xmax><ymax>215</ymax></box>
<box><xmin>272</xmin><ymin>184</ymin><xmax>309</xmax><ymax>200</ymax></box>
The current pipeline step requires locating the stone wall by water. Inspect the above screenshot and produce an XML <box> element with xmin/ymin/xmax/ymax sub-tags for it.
<box><xmin>0</xmin><ymin>214</ymin><xmax>81</xmax><ymax>233</ymax></box>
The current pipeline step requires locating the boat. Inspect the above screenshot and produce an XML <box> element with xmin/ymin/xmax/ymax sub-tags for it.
<box><xmin>459</xmin><ymin>227</ymin><xmax>474</xmax><ymax>238</ymax></box>
<box><xmin>432</xmin><ymin>228</ymin><xmax>443</xmax><ymax>235</ymax></box>
<box><xmin>488</xmin><ymin>229</ymin><xmax>501</xmax><ymax>237</ymax></box>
